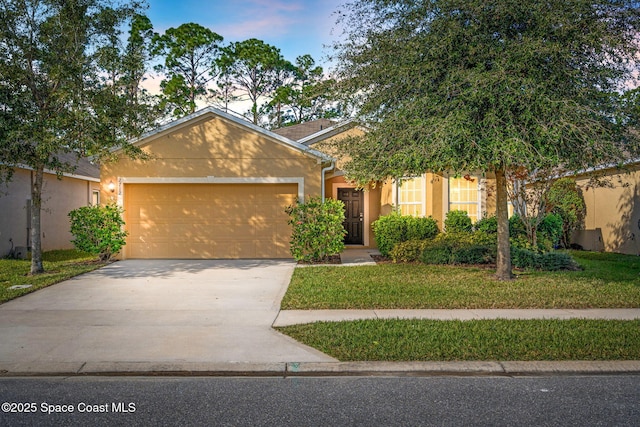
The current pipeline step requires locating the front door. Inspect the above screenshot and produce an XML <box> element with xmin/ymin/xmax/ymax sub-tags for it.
<box><xmin>338</xmin><ymin>188</ymin><xmax>364</xmax><ymax>245</ymax></box>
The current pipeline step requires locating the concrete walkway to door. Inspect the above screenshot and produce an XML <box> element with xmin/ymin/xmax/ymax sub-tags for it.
<box><xmin>0</xmin><ymin>259</ymin><xmax>335</xmax><ymax>374</ymax></box>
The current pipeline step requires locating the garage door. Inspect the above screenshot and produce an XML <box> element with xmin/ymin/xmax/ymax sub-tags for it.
<box><xmin>124</xmin><ymin>183</ymin><xmax>296</xmax><ymax>259</ymax></box>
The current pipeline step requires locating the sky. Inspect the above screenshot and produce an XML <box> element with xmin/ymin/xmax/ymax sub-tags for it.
<box><xmin>145</xmin><ymin>0</ymin><xmax>345</xmax><ymax>69</ymax></box>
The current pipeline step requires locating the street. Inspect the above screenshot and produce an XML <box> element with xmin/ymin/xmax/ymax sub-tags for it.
<box><xmin>1</xmin><ymin>375</ymin><xmax>638</xmax><ymax>426</ymax></box>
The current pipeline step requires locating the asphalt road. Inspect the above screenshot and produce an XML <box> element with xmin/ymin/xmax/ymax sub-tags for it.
<box><xmin>1</xmin><ymin>375</ymin><xmax>638</xmax><ymax>426</ymax></box>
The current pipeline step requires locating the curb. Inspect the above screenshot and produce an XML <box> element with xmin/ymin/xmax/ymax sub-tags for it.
<box><xmin>1</xmin><ymin>361</ymin><xmax>639</xmax><ymax>377</ymax></box>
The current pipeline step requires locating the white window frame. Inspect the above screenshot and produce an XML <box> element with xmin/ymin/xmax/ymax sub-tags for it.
<box><xmin>91</xmin><ymin>190</ymin><xmax>100</xmax><ymax>206</ymax></box>
<box><xmin>393</xmin><ymin>174</ymin><xmax>426</xmax><ymax>217</ymax></box>
<box><xmin>443</xmin><ymin>174</ymin><xmax>483</xmax><ymax>222</ymax></box>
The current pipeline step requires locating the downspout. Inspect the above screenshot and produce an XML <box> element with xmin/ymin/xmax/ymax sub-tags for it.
<box><xmin>321</xmin><ymin>160</ymin><xmax>335</xmax><ymax>202</ymax></box>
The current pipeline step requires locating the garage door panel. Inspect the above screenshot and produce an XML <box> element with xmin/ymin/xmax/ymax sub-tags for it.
<box><xmin>124</xmin><ymin>183</ymin><xmax>295</xmax><ymax>259</ymax></box>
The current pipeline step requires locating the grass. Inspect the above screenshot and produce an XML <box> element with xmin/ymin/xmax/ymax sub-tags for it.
<box><xmin>276</xmin><ymin>319</ymin><xmax>640</xmax><ymax>361</ymax></box>
<box><xmin>281</xmin><ymin>251</ymin><xmax>640</xmax><ymax>309</ymax></box>
<box><xmin>0</xmin><ymin>249</ymin><xmax>106</xmax><ymax>303</ymax></box>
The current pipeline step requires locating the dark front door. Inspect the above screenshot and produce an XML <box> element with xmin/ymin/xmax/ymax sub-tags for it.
<box><xmin>338</xmin><ymin>188</ymin><xmax>364</xmax><ymax>245</ymax></box>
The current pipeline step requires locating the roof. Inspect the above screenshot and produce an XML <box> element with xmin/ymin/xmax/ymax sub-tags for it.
<box><xmin>7</xmin><ymin>152</ymin><xmax>100</xmax><ymax>181</ymax></box>
<box><xmin>272</xmin><ymin>119</ymin><xmax>337</xmax><ymax>141</ymax></box>
<box><xmin>53</xmin><ymin>152</ymin><xmax>100</xmax><ymax>180</ymax></box>
<box><xmin>119</xmin><ymin>107</ymin><xmax>332</xmax><ymax>163</ymax></box>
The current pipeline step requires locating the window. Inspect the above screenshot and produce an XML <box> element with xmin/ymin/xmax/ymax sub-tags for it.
<box><xmin>396</xmin><ymin>176</ymin><xmax>425</xmax><ymax>216</ymax></box>
<box><xmin>449</xmin><ymin>175</ymin><xmax>480</xmax><ymax>222</ymax></box>
<box><xmin>92</xmin><ymin>190</ymin><xmax>100</xmax><ymax>206</ymax></box>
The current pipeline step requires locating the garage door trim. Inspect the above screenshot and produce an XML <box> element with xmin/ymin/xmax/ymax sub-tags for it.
<box><xmin>115</xmin><ymin>176</ymin><xmax>305</xmax><ymax>206</ymax></box>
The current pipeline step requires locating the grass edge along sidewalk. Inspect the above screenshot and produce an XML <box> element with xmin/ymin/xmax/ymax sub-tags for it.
<box><xmin>276</xmin><ymin>318</ymin><xmax>640</xmax><ymax>362</ymax></box>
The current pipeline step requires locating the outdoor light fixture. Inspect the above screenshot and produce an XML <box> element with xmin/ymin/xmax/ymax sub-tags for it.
<box><xmin>107</xmin><ymin>181</ymin><xmax>115</xmax><ymax>193</ymax></box>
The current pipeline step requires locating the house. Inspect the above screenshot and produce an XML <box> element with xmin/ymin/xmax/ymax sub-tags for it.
<box><xmin>571</xmin><ymin>162</ymin><xmax>640</xmax><ymax>255</ymax></box>
<box><xmin>0</xmin><ymin>154</ymin><xmax>101</xmax><ymax>258</ymax></box>
<box><xmin>103</xmin><ymin>107</ymin><xmax>507</xmax><ymax>259</ymax></box>
<box><xmin>275</xmin><ymin>119</ymin><xmax>502</xmax><ymax>247</ymax></box>
<box><xmin>101</xmin><ymin>107</ymin><xmax>332</xmax><ymax>259</ymax></box>
<box><xmin>108</xmin><ymin>106</ymin><xmax>639</xmax><ymax>260</ymax></box>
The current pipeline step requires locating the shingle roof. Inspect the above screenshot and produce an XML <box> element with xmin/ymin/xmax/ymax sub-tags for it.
<box><xmin>53</xmin><ymin>152</ymin><xmax>100</xmax><ymax>179</ymax></box>
<box><xmin>271</xmin><ymin>119</ymin><xmax>337</xmax><ymax>141</ymax></box>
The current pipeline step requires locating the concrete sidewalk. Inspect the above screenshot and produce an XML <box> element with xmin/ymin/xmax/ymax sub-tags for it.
<box><xmin>273</xmin><ymin>308</ymin><xmax>640</xmax><ymax>326</ymax></box>
<box><xmin>1</xmin><ymin>253</ymin><xmax>638</xmax><ymax>377</ymax></box>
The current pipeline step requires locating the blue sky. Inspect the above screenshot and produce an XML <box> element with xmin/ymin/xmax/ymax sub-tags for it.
<box><xmin>145</xmin><ymin>0</ymin><xmax>345</xmax><ymax>68</ymax></box>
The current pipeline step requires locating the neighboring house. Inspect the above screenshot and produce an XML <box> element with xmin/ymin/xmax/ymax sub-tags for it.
<box><xmin>571</xmin><ymin>162</ymin><xmax>640</xmax><ymax>255</ymax></box>
<box><xmin>0</xmin><ymin>154</ymin><xmax>101</xmax><ymax>258</ymax></box>
<box><xmin>101</xmin><ymin>107</ymin><xmax>332</xmax><ymax>259</ymax></box>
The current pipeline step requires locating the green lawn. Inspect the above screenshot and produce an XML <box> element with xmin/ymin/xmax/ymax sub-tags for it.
<box><xmin>0</xmin><ymin>250</ymin><xmax>106</xmax><ymax>303</ymax></box>
<box><xmin>281</xmin><ymin>251</ymin><xmax>640</xmax><ymax>309</ymax></box>
<box><xmin>277</xmin><ymin>319</ymin><xmax>640</xmax><ymax>361</ymax></box>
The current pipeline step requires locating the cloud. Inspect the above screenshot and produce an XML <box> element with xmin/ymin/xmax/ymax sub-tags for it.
<box><xmin>216</xmin><ymin>0</ymin><xmax>306</xmax><ymax>40</ymax></box>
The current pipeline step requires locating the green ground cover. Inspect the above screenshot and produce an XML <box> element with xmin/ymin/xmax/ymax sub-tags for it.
<box><xmin>277</xmin><ymin>319</ymin><xmax>640</xmax><ymax>361</ymax></box>
<box><xmin>281</xmin><ymin>251</ymin><xmax>640</xmax><ymax>309</ymax></box>
<box><xmin>0</xmin><ymin>250</ymin><xmax>106</xmax><ymax>303</ymax></box>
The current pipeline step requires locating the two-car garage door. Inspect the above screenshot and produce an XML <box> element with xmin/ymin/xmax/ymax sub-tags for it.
<box><xmin>124</xmin><ymin>183</ymin><xmax>297</xmax><ymax>259</ymax></box>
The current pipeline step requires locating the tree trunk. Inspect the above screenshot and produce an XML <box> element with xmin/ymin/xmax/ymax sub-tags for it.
<box><xmin>30</xmin><ymin>166</ymin><xmax>44</xmax><ymax>274</ymax></box>
<box><xmin>495</xmin><ymin>169</ymin><xmax>513</xmax><ymax>280</ymax></box>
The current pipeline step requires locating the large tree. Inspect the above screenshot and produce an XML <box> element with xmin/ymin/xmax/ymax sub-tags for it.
<box><xmin>0</xmin><ymin>0</ymin><xmax>153</xmax><ymax>274</ymax></box>
<box><xmin>152</xmin><ymin>22</ymin><xmax>223</xmax><ymax>118</ymax></box>
<box><xmin>333</xmin><ymin>0</ymin><xmax>640</xmax><ymax>280</ymax></box>
<box><xmin>217</xmin><ymin>38</ymin><xmax>290</xmax><ymax>125</ymax></box>
<box><xmin>263</xmin><ymin>54</ymin><xmax>339</xmax><ymax>128</ymax></box>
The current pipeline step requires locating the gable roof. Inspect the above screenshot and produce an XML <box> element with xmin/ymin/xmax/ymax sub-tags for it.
<box><xmin>297</xmin><ymin>120</ymin><xmax>357</xmax><ymax>146</ymax></box>
<box><xmin>118</xmin><ymin>107</ymin><xmax>333</xmax><ymax>162</ymax></box>
<box><xmin>272</xmin><ymin>119</ymin><xmax>337</xmax><ymax>141</ymax></box>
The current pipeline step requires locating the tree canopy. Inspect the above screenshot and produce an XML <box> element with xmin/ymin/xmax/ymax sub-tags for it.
<box><xmin>0</xmin><ymin>0</ymin><xmax>155</xmax><ymax>274</ymax></box>
<box><xmin>217</xmin><ymin>38</ymin><xmax>291</xmax><ymax>125</ymax></box>
<box><xmin>152</xmin><ymin>22</ymin><xmax>223</xmax><ymax>118</ymax></box>
<box><xmin>332</xmin><ymin>0</ymin><xmax>640</xmax><ymax>279</ymax></box>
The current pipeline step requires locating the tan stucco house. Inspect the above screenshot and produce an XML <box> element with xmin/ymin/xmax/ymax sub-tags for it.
<box><xmin>571</xmin><ymin>162</ymin><xmax>640</xmax><ymax>255</ymax></box>
<box><xmin>102</xmin><ymin>107</ymin><xmax>332</xmax><ymax>259</ymax></box>
<box><xmin>275</xmin><ymin>118</ymin><xmax>503</xmax><ymax>249</ymax></box>
<box><xmin>0</xmin><ymin>154</ymin><xmax>101</xmax><ymax>258</ymax></box>
<box><xmin>103</xmin><ymin>106</ymin><xmax>639</xmax><ymax>259</ymax></box>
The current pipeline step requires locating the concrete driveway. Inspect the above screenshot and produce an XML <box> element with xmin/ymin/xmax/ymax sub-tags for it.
<box><xmin>0</xmin><ymin>260</ymin><xmax>335</xmax><ymax>374</ymax></box>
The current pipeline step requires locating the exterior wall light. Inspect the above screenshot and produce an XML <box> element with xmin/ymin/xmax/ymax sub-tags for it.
<box><xmin>108</xmin><ymin>181</ymin><xmax>116</xmax><ymax>193</ymax></box>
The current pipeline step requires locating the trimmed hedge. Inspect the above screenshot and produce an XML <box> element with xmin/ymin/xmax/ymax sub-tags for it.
<box><xmin>511</xmin><ymin>247</ymin><xmax>580</xmax><ymax>270</ymax></box>
<box><xmin>390</xmin><ymin>230</ymin><xmax>579</xmax><ymax>271</ymax></box>
<box><xmin>372</xmin><ymin>213</ymin><xmax>439</xmax><ymax>256</ymax></box>
<box><xmin>420</xmin><ymin>232</ymin><xmax>496</xmax><ymax>265</ymax></box>
<box><xmin>444</xmin><ymin>210</ymin><xmax>473</xmax><ymax>233</ymax></box>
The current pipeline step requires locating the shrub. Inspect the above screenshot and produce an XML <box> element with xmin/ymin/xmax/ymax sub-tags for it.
<box><xmin>373</xmin><ymin>213</ymin><xmax>439</xmax><ymax>256</ymax></box>
<box><xmin>540</xmin><ymin>251</ymin><xmax>580</xmax><ymax>271</ymax></box>
<box><xmin>285</xmin><ymin>197</ymin><xmax>346</xmax><ymax>262</ymax></box>
<box><xmin>420</xmin><ymin>232</ymin><xmax>496</xmax><ymax>265</ymax></box>
<box><xmin>511</xmin><ymin>246</ymin><xmax>580</xmax><ymax>271</ymax></box>
<box><xmin>537</xmin><ymin>213</ymin><xmax>564</xmax><ymax>250</ymax></box>
<box><xmin>546</xmin><ymin>178</ymin><xmax>586</xmax><ymax>248</ymax></box>
<box><xmin>68</xmin><ymin>203</ymin><xmax>128</xmax><ymax>261</ymax></box>
<box><xmin>372</xmin><ymin>213</ymin><xmax>407</xmax><ymax>256</ymax></box>
<box><xmin>390</xmin><ymin>239</ymin><xmax>429</xmax><ymax>263</ymax></box>
<box><xmin>509</xmin><ymin>214</ymin><xmax>528</xmax><ymax>239</ymax></box>
<box><xmin>444</xmin><ymin>210</ymin><xmax>473</xmax><ymax>233</ymax></box>
<box><xmin>474</xmin><ymin>215</ymin><xmax>497</xmax><ymax>234</ymax></box>
<box><xmin>406</xmin><ymin>216</ymin><xmax>440</xmax><ymax>241</ymax></box>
